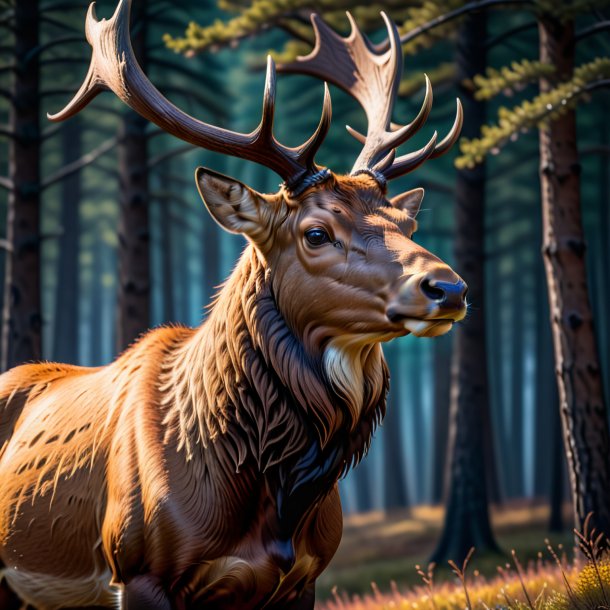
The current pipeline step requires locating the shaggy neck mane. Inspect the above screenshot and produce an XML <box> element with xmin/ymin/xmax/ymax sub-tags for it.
<box><xmin>160</xmin><ymin>246</ymin><xmax>389</xmax><ymax>475</ymax></box>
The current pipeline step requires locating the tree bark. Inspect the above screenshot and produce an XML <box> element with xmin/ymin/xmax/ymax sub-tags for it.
<box><xmin>116</xmin><ymin>0</ymin><xmax>150</xmax><ymax>352</ymax></box>
<box><xmin>383</xmin><ymin>343</ymin><xmax>409</xmax><ymax>510</ymax></box>
<box><xmin>431</xmin><ymin>12</ymin><xmax>500</xmax><ymax>564</ymax></box>
<box><xmin>53</xmin><ymin>117</ymin><xmax>82</xmax><ymax>364</ymax></box>
<box><xmin>1</xmin><ymin>1</ymin><xmax>42</xmax><ymax>371</ymax></box>
<box><xmin>431</xmin><ymin>334</ymin><xmax>451</xmax><ymax>504</ymax></box>
<box><xmin>510</xmin><ymin>265</ymin><xmax>524</xmax><ymax>497</ymax></box>
<box><xmin>538</xmin><ymin>16</ymin><xmax>610</xmax><ymax>540</ymax></box>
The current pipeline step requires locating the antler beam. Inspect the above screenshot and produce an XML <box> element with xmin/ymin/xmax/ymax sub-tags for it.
<box><xmin>279</xmin><ymin>12</ymin><xmax>463</xmax><ymax>183</ymax></box>
<box><xmin>49</xmin><ymin>0</ymin><xmax>332</xmax><ymax>188</ymax></box>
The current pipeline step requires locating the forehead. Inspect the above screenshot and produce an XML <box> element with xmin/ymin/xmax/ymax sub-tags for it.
<box><xmin>295</xmin><ymin>176</ymin><xmax>413</xmax><ymax>232</ymax></box>
<box><xmin>298</xmin><ymin>175</ymin><xmax>384</xmax><ymax>216</ymax></box>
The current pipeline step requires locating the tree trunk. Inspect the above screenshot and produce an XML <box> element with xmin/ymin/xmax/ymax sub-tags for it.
<box><xmin>431</xmin><ymin>12</ymin><xmax>500</xmax><ymax>564</ymax></box>
<box><xmin>116</xmin><ymin>0</ymin><xmax>150</xmax><ymax>352</ymax></box>
<box><xmin>431</xmin><ymin>334</ymin><xmax>451</xmax><ymax>504</ymax></box>
<box><xmin>549</xmin><ymin>388</ymin><xmax>565</xmax><ymax>532</ymax></box>
<box><xmin>90</xmin><ymin>238</ymin><xmax>104</xmax><ymax>366</ymax></box>
<box><xmin>538</xmin><ymin>16</ymin><xmax>610</xmax><ymax>540</ymax></box>
<box><xmin>383</xmin><ymin>343</ymin><xmax>409</xmax><ymax>510</ymax></box>
<box><xmin>53</xmin><ymin>117</ymin><xmax>82</xmax><ymax>364</ymax></box>
<box><xmin>510</xmin><ymin>265</ymin><xmax>524</xmax><ymax>497</ymax></box>
<box><xmin>1</xmin><ymin>1</ymin><xmax>41</xmax><ymax>371</ymax></box>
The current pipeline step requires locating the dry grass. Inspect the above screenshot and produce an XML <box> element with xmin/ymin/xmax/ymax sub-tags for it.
<box><xmin>317</xmin><ymin>501</ymin><xmax>573</xmax><ymax>598</ymax></box>
<box><xmin>318</xmin><ymin>513</ymin><xmax>610</xmax><ymax>610</ymax></box>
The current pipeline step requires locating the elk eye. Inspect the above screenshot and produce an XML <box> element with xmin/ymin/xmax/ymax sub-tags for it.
<box><xmin>305</xmin><ymin>228</ymin><xmax>331</xmax><ymax>246</ymax></box>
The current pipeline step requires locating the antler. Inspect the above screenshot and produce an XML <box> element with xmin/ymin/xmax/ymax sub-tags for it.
<box><xmin>48</xmin><ymin>0</ymin><xmax>332</xmax><ymax>189</ymax></box>
<box><xmin>279</xmin><ymin>12</ymin><xmax>463</xmax><ymax>183</ymax></box>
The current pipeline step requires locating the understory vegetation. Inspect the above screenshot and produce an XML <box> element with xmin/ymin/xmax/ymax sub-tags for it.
<box><xmin>320</xmin><ymin>517</ymin><xmax>610</xmax><ymax>610</ymax></box>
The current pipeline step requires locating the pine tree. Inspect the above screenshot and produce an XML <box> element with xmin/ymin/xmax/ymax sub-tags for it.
<box><xmin>456</xmin><ymin>1</ymin><xmax>610</xmax><ymax>541</ymax></box>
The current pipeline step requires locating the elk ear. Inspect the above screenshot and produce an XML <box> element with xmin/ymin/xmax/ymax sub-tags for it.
<box><xmin>389</xmin><ymin>187</ymin><xmax>424</xmax><ymax>218</ymax></box>
<box><xmin>196</xmin><ymin>167</ymin><xmax>269</xmax><ymax>240</ymax></box>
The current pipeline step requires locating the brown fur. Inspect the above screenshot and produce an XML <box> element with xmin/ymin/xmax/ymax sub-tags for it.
<box><xmin>0</xmin><ymin>175</ymin><xmax>465</xmax><ymax>609</ymax></box>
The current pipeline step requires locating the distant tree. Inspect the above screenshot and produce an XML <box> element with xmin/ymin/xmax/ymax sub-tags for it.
<box><xmin>116</xmin><ymin>0</ymin><xmax>151</xmax><ymax>351</ymax></box>
<box><xmin>538</xmin><ymin>11</ymin><xmax>610</xmax><ymax>540</ymax></box>
<box><xmin>1</xmin><ymin>1</ymin><xmax>42</xmax><ymax>371</ymax></box>
<box><xmin>53</xmin><ymin>116</ymin><xmax>82</xmax><ymax>364</ymax></box>
<box><xmin>458</xmin><ymin>2</ymin><xmax>610</xmax><ymax>539</ymax></box>
<box><xmin>430</xmin><ymin>12</ymin><xmax>500</xmax><ymax>565</ymax></box>
<box><xmin>0</xmin><ymin>1</ymin><xmax>117</xmax><ymax>368</ymax></box>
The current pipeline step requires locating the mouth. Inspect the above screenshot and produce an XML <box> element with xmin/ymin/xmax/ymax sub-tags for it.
<box><xmin>401</xmin><ymin>317</ymin><xmax>455</xmax><ymax>337</ymax></box>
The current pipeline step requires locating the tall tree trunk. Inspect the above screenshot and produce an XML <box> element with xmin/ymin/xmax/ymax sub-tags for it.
<box><xmin>549</xmin><ymin>387</ymin><xmax>565</xmax><ymax>532</ymax></box>
<box><xmin>116</xmin><ymin>0</ymin><xmax>150</xmax><ymax>352</ymax></box>
<box><xmin>431</xmin><ymin>334</ymin><xmax>451</xmax><ymax>504</ymax></box>
<box><xmin>431</xmin><ymin>12</ymin><xmax>500</xmax><ymax>564</ymax></box>
<box><xmin>510</xmin><ymin>265</ymin><xmax>524</xmax><ymax>497</ymax></box>
<box><xmin>383</xmin><ymin>343</ymin><xmax>409</xmax><ymax>510</ymax></box>
<box><xmin>538</xmin><ymin>16</ymin><xmax>610</xmax><ymax>540</ymax></box>
<box><xmin>160</xmin><ymin>201</ymin><xmax>175</xmax><ymax>324</ymax></box>
<box><xmin>90</xmin><ymin>238</ymin><xmax>104</xmax><ymax>366</ymax></box>
<box><xmin>1</xmin><ymin>1</ymin><xmax>41</xmax><ymax>371</ymax></box>
<box><xmin>53</xmin><ymin>117</ymin><xmax>82</xmax><ymax>364</ymax></box>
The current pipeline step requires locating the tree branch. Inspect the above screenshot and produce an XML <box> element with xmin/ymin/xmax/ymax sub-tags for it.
<box><xmin>0</xmin><ymin>20</ymin><xmax>15</xmax><ymax>33</ymax></box>
<box><xmin>23</xmin><ymin>35</ymin><xmax>84</xmax><ymax>64</ymax></box>
<box><xmin>41</xmin><ymin>137</ymin><xmax>117</xmax><ymax>191</ymax></box>
<box><xmin>39</xmin><ymin>2</ymin><xmax>88</xmax><ymax>13</ymax></box>
<box><xmin>485</xmin><ymin>21</ymin><xmax>537</xmax><ymax>49</ymax></box>
<box><xmin>0</xmin><ymin>176</ymin><xmax>14</xmax><ymax>191</ymax></box>
<box><xmin>584</xmin><ymin>79</ymin><xmax>610</xmax><ymax>94</ymax></box>
<box><xmin>160</xmin><ymin>84</ymin><xmax>225</xmax><ymax>118</ymax></box>
<box><xmin>148</xmin><ymin>143</ymin><xmax>196</xmax><ymax>169</ymax></box>
<box><xmin>378</xmin><ymin>0</ymin><xmax>534</xmax><ymax>52</ymax></box>
<box><xmin>0</xmin><ymin>124</ymin><xmax>15</xmax><ymax>139</ymax></box>
<box><xmin>0</xmin><ymin>89</ymin><xmax>13</xmax><ymax>104</ymax></box>
<box><xmin>40</xmin><ymin>57</ymin><xmax>89</xmax><ymax>68</ymax></box>
<box><xmin>581</xmin><ymin>144</ymin><xmax>610</xmax><ymax>156</ymax></box>
<box><xmin>276</xmin><ymin>18</ymin><xmax>316</xmax><ymax>45</ymax></box>
<box><xmin>577</xmin><ymin>20</ymin><xmax>610</xmax><ymax>40</ymax></box>
<box><xmin>40</xmin><ymin>15</ymin><xmax>80</xmax><ymax>33</ymax></box>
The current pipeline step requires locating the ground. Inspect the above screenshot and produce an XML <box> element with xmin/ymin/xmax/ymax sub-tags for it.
<box><xmin>317</xmin><ymin>500</ymin><xmax>574</xmax><ymax>600</ymax></box>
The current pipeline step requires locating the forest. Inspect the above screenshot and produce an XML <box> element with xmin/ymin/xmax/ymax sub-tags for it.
<box><xmin>1</xmin><ymin>0</ymin><xmax>610</xmax><ymax>608</ymax></box>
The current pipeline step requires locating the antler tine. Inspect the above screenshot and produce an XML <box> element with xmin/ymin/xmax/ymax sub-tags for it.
<box><xmin>256</xmin><ymin>55</ymin><xmax>277</xmax><ymax>141</ymax></box>
<box><xmin>382</xmin><ymin>132</ymin><xmax>438</xmax><ymax>181</ymax></box>
<box><xmin>429</xmin><ymin>98</ymin><xmax>463</xmax><ymax>160</ymax></box>
<box><xmin>296</xmin><ymin>83</ymin><xmax>332</xmax><ymax>170</ymax></box>
<box><xmin>382</xmin><ymin>100</ymin><xmax>463</xmax><ymax>180</ymax></box>
<box><xmin>48</xmin><ymin>0</ymin><xmax>330</xmax><ymax>187</ymax></box>
<box><xmin>279</xmin><ymin>10</ymin><xmax>404</xmax><ymax>162</ymax></box>
<box><xmin>280</xmin><ymin>12</ymin><xmax>463</xmax><ymax>183</ymax></box>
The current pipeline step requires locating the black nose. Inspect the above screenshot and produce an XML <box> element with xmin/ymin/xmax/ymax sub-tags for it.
<box><xmin>420</xmin><ymin>278</ymin><xmax>468</xmax><ymax>309</ymax></box>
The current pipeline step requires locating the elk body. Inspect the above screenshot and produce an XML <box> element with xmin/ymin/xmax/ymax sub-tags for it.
<box><xmin>0</xmin><ymin>3</ymin><xmax>467</xmax><ymax>609</ymax></box>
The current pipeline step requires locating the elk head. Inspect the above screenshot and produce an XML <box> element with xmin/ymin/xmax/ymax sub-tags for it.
<box><xmin>49</xmin><ymin>0</ymin><xmax>467</xmax><ymax>360</ymax></box>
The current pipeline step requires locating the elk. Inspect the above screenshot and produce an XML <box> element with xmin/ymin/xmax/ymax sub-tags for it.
<box><xmin>0</xmin><ymin>2</ymin><xmax>467</xmax><ymax>609</ymax></box>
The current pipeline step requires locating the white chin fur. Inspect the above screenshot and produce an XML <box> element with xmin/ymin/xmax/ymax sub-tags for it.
<box><xmin>403</xmin><ymin>318</ymin><xmax>453</xmax><ymax>337</ymax></box>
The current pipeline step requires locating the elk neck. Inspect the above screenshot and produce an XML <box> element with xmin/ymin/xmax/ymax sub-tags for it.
<box><xmin>159</xmin><ymin>245</ymin><xmax>389</xmax><ymax>476</ymax></box>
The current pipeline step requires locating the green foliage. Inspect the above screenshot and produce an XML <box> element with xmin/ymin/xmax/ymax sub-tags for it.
<box><xmin>399</xmin><ymin>62</ymin><xmax>457</xmax><ymax>97</ymax></box>
<box><xmin>457</xmin><ymin>57</ymin><xmax>610</xmax><ymax>168</ymax></box>
<box><xmin>472</xmin><ymin>60</ymin><xmax>555</xmax><ymax>101</ymax></box>
<box><xmin>163</xmin><ymin>0</ymin><xmax>462</xmax><ymax>59</ymax></box>
<box><xmin>163</xmin><ymin>0</ymin><xmax>417</xmax><ymax>55</ymax></box>
<box><xmin>397</xmin><ymin>0</ymin><xmax>463</xmax><ymax>55</ymax></box>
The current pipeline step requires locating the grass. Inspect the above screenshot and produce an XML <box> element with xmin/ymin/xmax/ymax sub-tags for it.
<box><xmin>317</xmin><ymin>502</ymin><xmax>574</xmax><ymax>599</ymax></box>
<box><xmin>316</xmin><ymin>509</ymin><xmax>610</xmax><ymax>610</ymax></box>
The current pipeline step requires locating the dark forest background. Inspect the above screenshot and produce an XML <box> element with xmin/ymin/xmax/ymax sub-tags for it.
<box><xmin>1</xmin><ymin>0</ymin><xmax>610</xmax><ymax>582</ymax></box>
